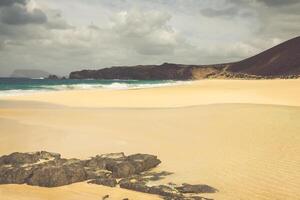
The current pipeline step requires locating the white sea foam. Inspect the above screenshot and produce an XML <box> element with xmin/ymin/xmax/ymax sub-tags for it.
<box><xmin>0</xmin><ymin>81</ymin><xmax>191</xmax><ymax>97</ymax></box>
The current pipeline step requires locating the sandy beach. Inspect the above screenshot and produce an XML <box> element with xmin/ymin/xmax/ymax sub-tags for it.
<box><xmin>0</xmin><ymin>80</ymin><xmax>300</xmax><ymax>200</ymax></box>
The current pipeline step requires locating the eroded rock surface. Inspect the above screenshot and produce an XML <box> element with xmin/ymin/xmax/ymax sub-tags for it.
<box><xmin>0</xmin><ymin>151</ymin><xmax>217</xmax><ymax>199</ymax></box>
<box><xmin>175</xmin><ymin>184</ymin><xmax>218</xmax><ymax>194</ymax></box>
<box><xmin>0</xmin><ymin>151</ymin><xmax>160</xmax><ymax>187</ymax></box>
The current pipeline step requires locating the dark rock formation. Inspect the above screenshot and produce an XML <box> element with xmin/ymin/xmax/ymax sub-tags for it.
<box><xmin>47</xmin><ymin>75</ymin><xmax>59</xmax><ymax>80</ymax></box>
<box><xmin>27</xmin><ymin>159</ymin><xmax>87</xmax><ymax>187</ymax></box>
<box><xmin>0</xmin><ymin>166</ymin><xmax>35</xmax><ymax>184</ymax></box>
<box><xmin>112</xmin><ymin>154</ymin><xmax>161</xmax><ymax>178</ymax></box>
<box><xmin>0</xmin><ymin>151</ymin><xmax>160</xmax><ymax>187</ymax></box>
<box><xmin>88</xmin><ymin>177</ymin><xmax>117</xmax><ymax>187</ymax></box>
<box><xmin>175</xmin><ymin>184</ymin><xmax>218</xmax><ymax>194</ymax></box>
<box><xmin>0</xmin><ymin>151</ymin><xmax>60</xmax><ymax>166</ymax></box>
<box><xmin>0</xmin><ymin>151</ymin><xmax>217</xmax><ymax>199</ymax></box>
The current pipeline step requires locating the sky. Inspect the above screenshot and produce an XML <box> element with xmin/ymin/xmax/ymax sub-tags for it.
<box><xmin>0</xmin><ymin>0</ymin><xmax>299</xmax><ymax>76</ymax></box>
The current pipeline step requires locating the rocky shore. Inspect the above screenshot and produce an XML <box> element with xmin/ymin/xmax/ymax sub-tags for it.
<box><xmin>0</xmin><ymin>151</ymin><xmax>217</xmax><ymax>200</ymax></box>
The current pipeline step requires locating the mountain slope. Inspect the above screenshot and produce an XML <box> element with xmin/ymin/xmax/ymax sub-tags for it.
<box><xmin>69</xmin><ymin>36</ymin><xmax>300</xmax><ymax>80</ymax></box>
<box><xmin>228</xmin><ymin>36</ymin><xmax>300</xmax><ymax>76</ymax></box>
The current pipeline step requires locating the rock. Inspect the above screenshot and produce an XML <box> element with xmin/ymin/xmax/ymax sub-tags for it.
<box><xmin>84</xmin><ymin>168</ymin><xmax>112</xmax><ymax>180</ymax></box>
<box><xmin>27</xmin><ymin>159</ymin><xmax>86</xmax><ymax>187</ymax></box>
<box><xmin>0</xmin><ymin>150</ymin><xmax>219</xmax><ymax>200</ymax></box>
<box><xmin>119</xmin><ymin>178</ymin><xmax>182</xmax><ymax>199</ymax></box>
<box><xmin>149</xmin><ymin>185</ymin><xmax>182</xmax><ymax>198</ymax></box>
<box><xmin>102</xmin><ymin>194</ymin><xmax>109</xmax><ymax>200</ymax></box>
<box><xmin>0</xmin><ymin>151</ymin><xmax>60</xmax><ymax>166</ymax></box>
<box><xmin>111</xmin><ymin>161</ymin><xmax>136</xmax><ymax>178</ymax></box>
<box><xmin>0</xmin><ymin>166</ymin><xmax>35</xmax><ymax>184</ymax></box>
<box><xmin>88</xmin><ymin>177</ymin><xmax>117</xmax><ymax>187</ymax></box>
<box><xmin>126</xmin><ymin>154</ymin><xmax>161</xmax><ymax>174</ymax></box>
<box><xmin>0</xmin><ymin>151</ymin><xmax>162</xmax><ymax>187</ymax></box>
<box><xmin>175</xmin><ymin>184</ymin><xmax>218</xmax><ymax>194</ymax></box>
<box><xmin>47</xmin><ymin>75</ymin><xmax>59</xmax><ymax>79</ymax></box>
<box><xmin>87</xmin><ymin>153</ymin><xmax>161</xmax><ymax>178</ymax></box>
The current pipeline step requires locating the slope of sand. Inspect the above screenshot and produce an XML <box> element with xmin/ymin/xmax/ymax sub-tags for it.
<box><xmin>2</xmin><ymin>79</ymin><xmax>300</xmax><ymax>107</ymax></box>
<box><xmin>0</xmin><ymin>80</ymin><xmax>300</xmax><ymax>200</ymax></box>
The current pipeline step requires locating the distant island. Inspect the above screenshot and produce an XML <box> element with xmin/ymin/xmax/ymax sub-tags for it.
<box><xmin>11</xmin><ymin>69</ymin><xmax>51</xmax><ymax>79</ymax></box>
<box><xmin>70</xmin><ymin>36</ymin><xmax>300</xmax><ymax>80</ymax></box>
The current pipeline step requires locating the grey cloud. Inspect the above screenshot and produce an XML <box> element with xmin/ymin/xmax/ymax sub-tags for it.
<box><xmin>0</xmin><ymin>4</ymin><xmax>47</xmax><ymax>25</ymax></box>
<box><xmin>0</xmin><ymin>0</ymin><xmax>300</xmax><ymax>76</ymax></box>
<box><xmin>201</xmin><ymin>7</ymin><xmax>239</xmax><ymax>17</ymax></box>
<box><xmin>0</xmin><ymin>0</ymin><xmax>26</xmax><ymax>7</ymax></box>
<box><xmin>112</xmin><ymin>10</ymin><xmax>179</xmax><ymax>55</ymax></box>
<box><xmin>257</xmin><ymin>0</ymin><xmax>300</xmax><ymax>7</ymax></box>
<box><xmin>44</xmin><ymin>10</ymin><xmax>72</xmax><ymax>30</ymax></box>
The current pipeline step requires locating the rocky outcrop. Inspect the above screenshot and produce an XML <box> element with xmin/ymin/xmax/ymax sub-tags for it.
<box><xmin>0</xmin><ymin>151</ymin><xmax>160</xmax><ymax>187</ymax></box>
<box><xmin>88</xmin><ymin>177</ymin><xmax>117</xmax><ymax>187</ymax></box>
<box><xmin>27</xmin><ymin>159</ymin><xmax>87</xmax><ymax>187</ymax></box>
<box><xmin>0</xmin><ymin>151</ymin><xmax>60</xmax><ymax>166</ymax></box>
<box><xmin>0</xmin><ymin>151</ymin><xmax>217</xmax><ymax>199</ymax></box>
<box><xmin>175</xmin><ymin>184</ymin><xmax>218</xmax><ymax>194</ymax></box>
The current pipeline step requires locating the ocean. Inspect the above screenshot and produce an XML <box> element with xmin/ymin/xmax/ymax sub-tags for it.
<box><xmin>0</xmin><ymin>78</ymin><xmax>187</xmax><ymax>96</ymax></box>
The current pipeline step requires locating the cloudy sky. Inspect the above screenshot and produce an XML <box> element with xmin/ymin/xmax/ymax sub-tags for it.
<box><xmin>0</xmin><ymin>0</ymin><xmax>299</xmax><ymax>76</ymax></box>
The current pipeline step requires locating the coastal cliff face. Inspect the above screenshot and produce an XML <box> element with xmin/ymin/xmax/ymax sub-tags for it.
<box><xmin>69</xmin><ymin>63</ymin><xmax>226</xmax><ymax>80</ymax></box>
<box><xmin>69</xmin><ymin>36</ymin><xmax>300</xmax><ymax>80</ymax></box>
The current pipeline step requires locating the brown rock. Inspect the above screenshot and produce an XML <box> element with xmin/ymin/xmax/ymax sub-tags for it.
<box><xmin>88</xmin><ymin>177</ymin><xmax>117</xmax><ymax>187</ymax></box>
<box><xmin>175</xmin><ymin>184</ymin><xmax>218</xmax><ymax>194</ymax></box>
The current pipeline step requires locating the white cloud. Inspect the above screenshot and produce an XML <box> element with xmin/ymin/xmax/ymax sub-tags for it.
<box><xmin>0</xmin><ymin>0</ymin><xmax>299</xmax><ymax>76</ymax></box>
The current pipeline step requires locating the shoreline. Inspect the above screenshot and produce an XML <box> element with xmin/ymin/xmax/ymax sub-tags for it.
<box><xmin>2</xmin><ymin>79</ymin><xmax>300</xmax><ymax>107</ymax></box>
<box><xmin>1</xmin><ymin>79</ymin><xmax>300</xmax><ymax>200</ymax></box>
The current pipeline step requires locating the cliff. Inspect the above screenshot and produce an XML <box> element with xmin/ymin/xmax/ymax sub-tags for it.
<box><xmin>69</xmin><ymin>36</ymin><xmax>300</xmax><ymax>80</ymax></box>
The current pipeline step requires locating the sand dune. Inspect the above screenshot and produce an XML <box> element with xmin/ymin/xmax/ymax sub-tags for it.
<box><xmin>0</xmin><ymin>80</ymin><xmax>300</xmax><ymax>200</ymax></box>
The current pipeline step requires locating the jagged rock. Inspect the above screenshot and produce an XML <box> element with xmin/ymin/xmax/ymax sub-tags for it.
<box><xmin>0</xmin><ymin>150</ymin><xmax>217</xmax><ymax>200</ymax></box>
<box><xmin>111</xmin><ymin>161</ymin><xmax>136</xmax><ymax>178</ymax></box>
<box><xmin>0</xmin><ymin>166</ymin><xmax>35</xmax><ymax>184</ymax></box>
<box><xmin>88</xmin><ymin>177</ymin><xmax>117</xmax><ymax>187</ymax></box>
<box><xmin>111</xmin><ymin>154</ymin><xmax>161</xmax><ymax>178</ymax></box>
<box><xmin>87</xmin><ymin>153</ymin><xmax>161</xmax><ymax>178</ymax></box>
<box><xmin>175</xmin><ymin>184</ymin><xmax>218</xmax><ymax>194</ymax></box>
<box><xmin>27</xmin><ymin>159</ymin><xmax>87</xmax><ymax>187</ymax></box>
<box><xmin>85</xmin><ymin>168</ymin><xmax>112</xmax><ymax>179</ymax></box>
<box><xmin>0</xmin><ymin>151</ymin><xmax>60</xmax><ymax>166</ymax></box>
<box><xmin>47</xmin><ymin>75</ymin><xmax>59</xmax><ymax>79</ymax></box>
<box><xmin>119</xmin><ymin>179</ymin><xmax>183</xmax><ymax>199</ymax></box>
<box><xmin>0</xmin><ymin>151</ymin><xmax>161</xmax><ymax>187</ymax></box>
<box><xmin>126</xmin><ymin>154</ymin><xmax>162</xmax><ymax>174</ymax></box>
<box><xmin>149</xmin><ymin>185</ymin><xmax>182</xmax><ymax>198</ymax></box>
<box><xmin>119</xmin><ymin>179</ymin><xmax>151</xmax><ymax>193</ymax></box>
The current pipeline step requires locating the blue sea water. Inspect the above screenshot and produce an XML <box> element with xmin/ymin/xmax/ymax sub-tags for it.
<box><xmin>0</xmin><ymin>78</ymin><xmax>186</xmax><ymax>96</ymax></box>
